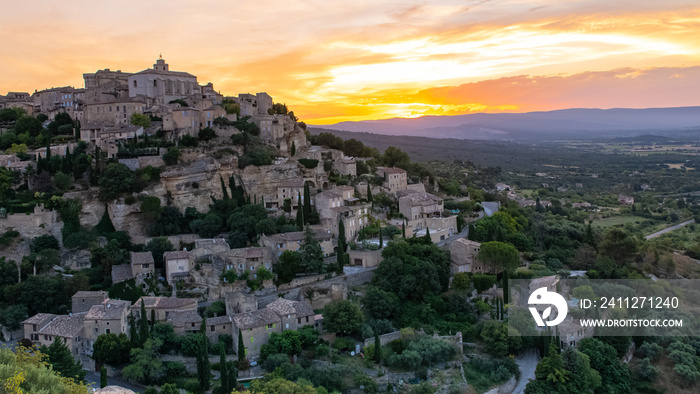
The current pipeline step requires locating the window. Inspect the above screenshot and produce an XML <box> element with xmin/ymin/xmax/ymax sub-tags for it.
<box><xmin>267</xmin><ymin>324</ymin><xmax>273</xmax><ymax>330</ymax></box>
<box><xmin>306</xmin><ymin>316</ymin><xmax>309</xmax><ymax>323</ymax></box>
<box><xmin>154</xmin><ymin>80</ymin><xmax>157</xmax><ymax>87</ymax></box>
<box><xmin>94</xmin><ymin>328</ymin><xmax>98</xmax><ymax>333</ymax></box>
<box><xmin>285</xmin><ymin>323</ymin><xmax>289</xmax><ymax>329</ymax></box>
<box><xmin>211</xmin><ymin>326</ymin><xmax>215</xmax><ymax>332</ymax></box>
<box><xmin>191</xmin><ymin>323</ymin><xmax>195</xmax><ymax>327</ymax></box>
<box><xmin>109</xmin><ymin>106</ymin><xmax>112</xmax><ymax>112</ymax></box>
<box><xmin>143</xmin><ymin>264</ymin><xmax>149</xmax><ymax>269</ymax></box>
<box><xmin>297</xmin><ymin>318</ymin><xmax>301</xmax><ymax>324</ymax></box>
<box><xmin>106</xmin><ymin>329</ymin><xmax>111</xmax><ymax>334</ymax></box>
<box><xmin>133</xmin><ymin>81</ymin><xmax>137</xmax><ymax>88</ymax></box>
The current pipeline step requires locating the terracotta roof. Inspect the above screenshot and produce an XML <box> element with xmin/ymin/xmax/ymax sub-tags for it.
<box><xmin>266</xmin><ymin>298</ymin><xmax>314</xmax><ymax>318</ymax></box>
<box><xmin>111</xmin><ymin>265</ymin><xmax>133</xmax><ymax>283</ymax></box>
<box><xmin>246</xmin><ymin>248</ymin><xmax>263</xmax><ymax>258</ymax></box>
<box><xmin>232</xmin><ymin>308</ymin><xmax>280</xmax><ymax>330</ymax></box>
<box><xmin>130</xmin><ymin>251</ymin><xmax>154</xmax><ymax>266</ymax></box>
<box><xmin>39</xmin><ymin>314</ymin><xmax>86</xmax><ymax>338</ymax></box>
<box><xmin>164</xmin><ymin>250</ymin><xmax>189</xmax><ymax>260</ymax></box>
<box><xmin>85</xmin><ymin>300</ymin><xmax>130</xmax><ymax>320</ymax></box>
<box><xmin>167</xmin><ymin>310</ymin><xmax>202</xmax><ymax>327</ymax></box>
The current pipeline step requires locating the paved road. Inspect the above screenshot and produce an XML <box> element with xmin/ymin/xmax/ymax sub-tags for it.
<box><xmin>644</xmin><ymin>219</ymin><xmax>695</xmax><ymax>240</ymax></box>
<box><xmin>512</xmin><ymin>349</ymin><xmax>539</xmax><ymax>394</ymax></box>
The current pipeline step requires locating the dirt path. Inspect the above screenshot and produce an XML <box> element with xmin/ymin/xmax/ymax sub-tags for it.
<box><xmin>644</xmin><ymin>219</ymin><xmax>695</xmax><ymax>240</ymax></box>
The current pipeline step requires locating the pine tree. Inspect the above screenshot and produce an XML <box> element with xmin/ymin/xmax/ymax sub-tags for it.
<box><xmin>139</xmin><ymin>300</ymin><xmax>149</xmax><ymax>345</ymax></box>
<box><xmin>220</xmin><ymin>176</ymin><xmax>229</xmax><ymax>200</ymax></box>
<box><xmin>374</xmin><ymin>332</ymin><xmax>382</xmax><ymax>363</ymax></box>
<box><xmin>100</xmin><ymin>366</ymin><xmax>107</xmax><ymax>388</ymax></box>
<box><xmin>584</xmin><ymin>222</ymin><xmax>596</xmax><ymax>248</ymax></box>
<box><xmin>378</xmin><ymin>225</ymin><xmax>383</xmax><ymax>248</ymax></box>
<box><xmin>290</xmin><ymin>141</ymin><xmax>296</xmax><ymax>156</ymax></box>
<box><xmin>43</xmin><ymin>337</ymin><xmax>86</xmax><ymax>382</ymax></box>
<box><xmin>467</xmin><ymin>223</ymin><xmax>476</xmax><ymax>241</ymax></box>
<box><xmin>303</xmin><ymin>182</ymin><xmax>312</xmax><ymax>223</ymax></box>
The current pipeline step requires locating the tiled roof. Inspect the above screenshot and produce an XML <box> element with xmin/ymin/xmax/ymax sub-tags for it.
<box><xmin>133</xmin><ymin>297</ymin><xmax>197</xmax><ymax>310</ymax></box>
<box><xmin>266</xmin><ymin>298</ymin><xmax>314</xmax><ymax>318</ymax></box>
<box><xmin>264</xmin><ymin>230</ymin><xmax>331</xmax><ymax>243</ymax></box>
<box><xmin>111</xmin><ymin>265</ymin><xmax>133</xmax><ymax>283</ymax></box>
<box><xmin>85</xmin><ymin>300</ymin><xmax>130</xmax><ymax>320</ymax></box>
<box><xmin>133</xmin><ymin>68</ymin><xmax>196</xmax><ymax>78</ymax></box>
<box><xmin>399</xmin><ymin>192</ymin><xmax>442</xmax><ymax>207</ymax></box>
<box><xmin>335</xmin><ymin>186</ymin><xmax>354</xmax><ymax>191</ymax></box>
<box><xmin>232</xmin><ymin>308</ymin><xmax>279</xmax><ymax>330</ymax></box>
<box><xmin>279</xmin><ymin>178</ymin><xmax>305</xmax><ymax>188</ymax></box>
<box><xmin>207</xmin><ymin>315</ymin><xmax>232</xmax><ymax>326</ymax></box>
<box><xmin>377</xmin><ymin>166</ymin><xmax>406</xmax><ymax>174</ymax></box>
<box><xmin>39</xmin><ymin>314</ymin><xmax>86</xmax><ymax>338</ymax></box>
<box><xmin>72</xmin><ymin>291</ymin><xmax>107</xmax><ymax>299</ymax></box>
<box><xmin>23</xmin><ymin>313</ymin><xmax>57</xmax><ymax>326</ymax></box>
<box><xmin>167</xmin><ymin>310</ymin><xmax>202</xmax><ymax>327</ymax></box>
<box><xmin>164</xmin><ymin>251</ymin><xmax>189</xmax><ymax>260</ymax></box>
<box><xmin>130</xmin><ymin>251</ymin><xmax>154</xmax><ymax>266</ymax></box>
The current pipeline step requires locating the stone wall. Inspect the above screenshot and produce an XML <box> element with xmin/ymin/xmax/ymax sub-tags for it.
<box><xmin>364</xmin><ymin>331</ymin><xmax>402</xmax><ymax>347</ymax></box>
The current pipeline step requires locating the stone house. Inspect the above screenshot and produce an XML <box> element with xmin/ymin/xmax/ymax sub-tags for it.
<box><xmin>22</xmin><ymin>313</ymin><xmax>88</xmax><ymax>358</ymax></box>
<box><xmin>276</xmin><ymin>178</ymin><xmax>305</xmax><ymax>211</ymax></box>
<box><xmin>167</xmin><ymin>309</ymin><xmax>203</xmax><ymax>335</ymax></box>
<box><xmin>348</xmin><ymin>248</ymin><xmax>382</xmax><ymax>268</ymax></box>
<box><xmin>131</xmin><ymin>296</ymin><xmax>198</xmax><ymax>322</ymax></box>
<box><xmin>398</xmin><ymin>190</ymin><xmax>444</xmax><ymax>221</ymax></box>
<box><xmin>376</xmin><ymin>167</ymin><xmax>407</xmax><ymax>194</ymax></box>
<box><xmin>218</xmin><ymin>247</ymin><xmax>273</xmax><ymax>277</ymax></box>
<box><xmin>199</xmin><ymin>105</ymin><xmax>226</xmax><ymax>128</ymax></box>
<box><xmin>130</xmin><ymin>251</ymin><xmax>155</xmax><ymax>289</ymax></box>
<box><xmin>164</xmin><ymin>250</ymin><xmax>191</xmax><ymax>286</ymax></box>
<box><xmin>449</xmin><ymin>238</ymin><xmax>485</xmax><ymax>274</ymax></box>
<box><xmin>83</xmin><ymin>299</ymin><xmax>131</xmax><ymax>348</ymax></box>
<box><xmin>232</xmin><ymin>298</ymin><xmax>315</xmax><ymax>360</ymax></box>
<box><xmin>32</xmin><ymin>142</ymin><xmax>80</xmax><ymax>160</ymax></box>
<box><xmin>225</xmin><ymin>291</ymin><xmax>258</xmax><ymax>314</ymax></box>
<box><xmin>315</xmin><ymin>186</ymin><xmax>370</xmax><ymax>242</ymax></box>
<box><xmin>163</xmin><ymin>107</ymin><xmax>200</xmax><ymax>137</ymax></box>
<box><xmin>333</xmin><ymin>157</ymin><xmax>357</xmax><ymax>177</ymax></box>
<box><xmin>84</xmin><ymin>98</ymin><xmax>146</xmax><ymax>126</ymax></box>
<box><xmin>206</xmin><ymin>315</ymin><xmax>233</xmax><ymax>342</ymax></box>
<box><xmin>558</xmin><ymin>318</ymin><xmax>593</xmax><ymax>348</ymax></box>
<box><xmin>33</xmin><ymin>86</ymin><xmax>79</xmax><ymax>119</ymax></box>
<box><xmin>71</xmin><ymin>291</ymin><xmax>108</xmax><ymax>314</ymax></box>
<box><xmin>260</xmin><ymin>230</ymin><xmax>334</xmax><ymax>259</ymax></box>
<box><xmin>618</xmin><ymin>194</ymin><xmax>635</xmax><ymax>205</ymax></box>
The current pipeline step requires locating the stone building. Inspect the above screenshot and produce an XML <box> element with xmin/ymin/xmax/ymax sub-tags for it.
<box><xmin>162</xmin><ymin>107</ymin><xmax>200</xmax><ymax>137</ymax></box>
<box><xmin>315</xmin><ymin>186</ymin><xmax>370</xmax><ymax>242</ymax></box>
<box><xmin>218</xmin><ymin>247</ymin><xmax>274</xmax><ymax>277</ymax></box>
<box><xmin>376</xmin><ymin>167</ymin><xmax>407</xmax><ymax>194</ymax></box>
<box><xmin>128</xmin><ymin>57</ymin><xmax>198</xmax><ymax>104</ymax></box>
<box><xmin>131</xmin><ymin>296</ymin><xmax>198</xmax><ymax>322</ymax></box>
<box><xmin>260</xmin><ymin>230</ymin><xmax>334</xmax><ymax>259</ymax></box>
<box><xmin>84</xmin><ymin>98</ymin><xmax>146</xmax><ymax>126</ymax></box>
<box><xmin>449</xmin><ymin>238</ymin><xmax>484</xmax><ymax>274</ymax></box>
<box><xmin>83</xmin><ymin>299</ymin><xmax>131</xmax><ymax>347</ymax></box>
<box><xmin>71</xmin><ymin>291</ymin><xmax>108</xmax><ymax>313</ymax></box>
<box><xmin>164</xmin><ymin>250</ymin><xmax>191</xmax><ymax>285</ymax></box>
<box><xmin>225</xmin><ymin>291</ymin><xmax>258</xmax><ymax>314</ymax></box>
<box><xmin>333</xmin><ymin>157</ymin><xmax>357</xmax><ymax>177</ymax></box>
<box><xmin>33</xmin><ymin>86</ymin><xmax>80</xmax><ymax>120</ymax></box>
<box><xmin>167</xmin><ymin>309</ymin><xmax>203</xmax><ymax>335</ymax></box>
<box><xmin>232</xmin><ymin>298</ymin><xmax>314</xmax><ymax>360</ymax></box>
<box><xmin>22</xmin><ymin>313</ymin><xmax>88</xmax><ymax>358</ymax></box>
<box><xmin>130</xmin><ymin>251</ymin><xmax>155</xmax><ymax>289</ymax></box>
<box><xmin>398</xmin><ymin>190</ymin><xmax>444</xmax><ymax>221</ymax></box>
<box><xmin>276</xmin><ymin>178</ymin><xmax>305</xmax><ymax>211</ymax></box>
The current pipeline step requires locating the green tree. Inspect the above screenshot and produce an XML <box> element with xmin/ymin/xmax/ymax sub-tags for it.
<box><xmin>140</xmin><ymin>196</ymin><xmax>162</xmax><ymax>221</ymax></box>
<box><xmin>238</xmin><ymin>329</ymin><xmax>246</xmax><ymax>364</ymax></box>
<box><xmin>290</xmin><ymin>141</ymin><xmax>296</xmax><ymax>156</ymax></box>
<box><xmin>249</xmin><ymin>377</ymin><xmax>317</xmax><ymax>394</ymax></box>
<box><xmin>145</xmin><ymin>236</ymin><xmax>174</xmax><ymax>268</ymax></box>
<box><xmin>374</xmin><ymin>332</ymin><xmax>382</xmax><ymax>363</ymax></box>
<box><xmin>535</xmin><ymin>343</ymin><xmax>568</xmax><ymax>389</ymax></box>
<box><xmin>303</xmin><ymin>182</ymin><xmax>312</xmax><ymax>223</ymax></box>
<box><xmin>139</xmin><ymin>300</ymin><xmax>150</xmax><ymax>345</ymax></box>
<box><xmin>198</xmin><ymin>127</ymin><xmax>217</xmax><ymax>141</ymax></box>
<box><xmin>130</xmin><ymin>113</ymin><xmax>152</xmax><ymax>128</ymax></box>
<box><xmin>275</xmin><ymin>250</ymin><xmax>301</xmax><ymax>284</ymax></box>
<box><xmin>92</xmin><ymin>333</ymin><xmax>132</xmax><ymax>367</ymax></box>
<box><xmin>451</xmin><ymin>272</ymin><xmax>471</xmax><ymax>291</ymax></box>
<box><xmin>323</xmin><ymin>300</ymin><xmax>364</xmax><ymax>336</ymax></box>
<box><xmin>578</xmin><ymin>338</ymin><xmax>630</xmax><ymax>394</ymax></box>
<box><xmin>42</xmin><ymin>337</ymin><xmax>86</xmax><ymax>382</ymax></box>
<box><xmin>296</xmin><ymin>192</ymin><xmax>304</xmax><ymax>228</ymax></box>
<box><xmin>362</xmin><ymin>287</ymin><xmax>400</xmax><ymax>320</ymax></box>
<box><xmin>195</xmin><ymin>333</ymin><xmax>211</xmax><ymax>390</ymax></box>
<box><xmin>99</xmin><ymin>163</ymin><xmax>136</xmax><ymax>201</ymax></box>
<box><xmin>0</xmin><ymin>346</ymin><xmax>88</xmax><ymax>393</ymax></box>
<box><xmin>162</xmin><ymin>146</ymin><xmax>180</xmax><ymax>166</ymax></box>
<box><xmin>478</xmin><ymin>241</ymin><xmax>519</xmax><ymax>274</ymax></box>
<box><xmin>122</xmin><ymin>338</ymin><xmax>166</xmax><ymax>385</ymax></box>
<box><xmin>100</xmin><ymin>366</ymin><xmax>107</xmax><ymax>388</ymax></box>
<box><xmin>381</xmin><ymin>146</ymin><xmax>410</xmax><ymax>168</ymax></box>
<box><xmin>300</xmin><ymin>226</ymin><xmax>324</xmax><ymax>274</ymax></box>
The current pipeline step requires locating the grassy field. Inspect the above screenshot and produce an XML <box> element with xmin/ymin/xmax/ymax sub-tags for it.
<box><xmin>590</xmin><ymin>215</ymin><xmax>649</xmax><ymax>228</ymax></box>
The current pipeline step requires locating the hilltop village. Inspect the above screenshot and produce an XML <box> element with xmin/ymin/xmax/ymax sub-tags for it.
<box><xmin>2</xmin><ymin>59</ymin><xmax>700</xmax><ymax>394</ymax></box>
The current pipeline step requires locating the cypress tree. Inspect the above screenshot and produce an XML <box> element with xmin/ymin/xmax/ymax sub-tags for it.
<box><xmin>303</xmin><ymin>182</ymin><xmax>312</xmax><ymax>223</ymax></box>
<box><xmin>220</xmin><ymin>176</ymin><xmax>229</xmax><ymax>200</ymax></box>
<box><xmin>467</xmin><ymin>223</ymin><xmax>476</xmax><ymax>241</ymax></box>
<box><xmin>260</xmin><ymin>195</ymin><xmax>265</xmax><ymax>207</ymax></box>
<box><xmin>402</xmin><ymin>222</ymin><xmax>406</xmax><ymax>238</ymax></box>
<box><xmin>502</xmin><ymin>270</ymin><xmax>510</xmax><ymax>305</ymax></box>
<box><xmin>129</xmin><ymin>312</ymin><xmax>138</xmax><ymax>346</ymax></box>
<box><xmin>374</xmin><ymin>332</ymin><xmax>382</xmax><ymax>363</ymax></box>
<box><xmin>100</xmin><ymin>366</ymin><xmax>107</xmax><ymax>388</ymax></box>
<box><xmin>219</xmin><ymin>345</ymin><xmax>228</xmax><ymax>393</ymax></box>
<box><xmin>290</xmin><ymin>141</ymin><xmax>296</xmax><ymax>156</ymax></box>
<box><xmin>200</xmin><ymin>317</ymin><xmax>207</xmax><ymax>335</ymax></box>
<box><xmin>95</xmin><ymin>204</ymin><xmax>115</xmax><ymax>234</ymax></box>
<box><xmin>424</xmin><ymin>227</ymin><xmax>431</xmax><ymax>243</ymax></box>
<box><xmin>139</xmin><ymin>300</ymin><xmax>149</xmax><ymax>345</ymax></box>
<box><xmin>378</xmin><ymin>225</ymin><xmax>383</xmax><ymax>248</ymax></box>
<box><xmin>367</xmin><ymin>184</ymin><xmax>373</xmax><ymax>204</ymax></box>
<box><xmin>196</xmin><ymin>333</ymin><xmax>211</xmax><ymax>390</ymax></box>
<box><xmin>150</xmin><ymin>309</ymin><xmax>156</xmax><ymax>327</ymax></box>
<box><xmin>296</xmin><ymin>192</ymin><xmax>304</xmax><ymax>228</ymax></box>
<box><xmin>237</xmin><ymin>329</ymin><xmax>246</xmax><ymax>364</ymax></box>
<box><xmin>337</xmin><ymin>218</ymin><xmax>347</xmax><ymax>270</ymax></box>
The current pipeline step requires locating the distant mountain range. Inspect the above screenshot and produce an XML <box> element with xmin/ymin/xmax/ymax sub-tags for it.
<box><xmin>311</xmin><ymin>107</ymin><xmax>700</xmax><ymax>142</ymax></box>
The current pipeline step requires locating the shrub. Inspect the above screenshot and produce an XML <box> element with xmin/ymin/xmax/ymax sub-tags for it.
<box><xmin>298</xmin><ymin>159</ymin><xmax>319</xmax><ymax>169</ymax></box>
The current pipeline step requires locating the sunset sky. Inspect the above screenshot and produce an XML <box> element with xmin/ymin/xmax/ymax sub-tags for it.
<box><xmin>1</xmin><ymin>0</ymin><xmax>699</xmax><ymax>124</ymax></box>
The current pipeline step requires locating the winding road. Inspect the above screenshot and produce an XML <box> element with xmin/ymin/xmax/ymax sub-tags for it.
<box><xmin>644</xmin><ymin>219</ymin><xmax>695</xmax><ymax>240</ymax></box>
<box><xmin>512</xmin><ymin>349</ymin><xmax>540</xmax><ymax>394</ymax></box>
